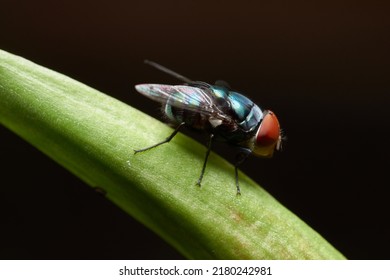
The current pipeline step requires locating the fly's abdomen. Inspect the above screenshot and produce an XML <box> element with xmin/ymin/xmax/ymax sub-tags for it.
<box><xmin>164</xmin><ymin>102</ymin><xmax>208</xmax><ymax>130</ymax></box>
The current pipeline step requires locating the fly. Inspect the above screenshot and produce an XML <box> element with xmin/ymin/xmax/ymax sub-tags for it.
<box><xmin>134</xmin><ymin>60</ymin><xmax>283</xmax><ymax>195</ymax></box>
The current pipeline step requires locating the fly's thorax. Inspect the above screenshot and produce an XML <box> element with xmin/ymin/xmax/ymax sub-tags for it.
<box><xmin>227</xmin><ymin>92</ymin><xmax>264</xmax><ymax>132</ymax></box>
<box><xmin>214</xmin><ymin>95</ymin><xmax>263</xmax><ymax>145</ymax></box>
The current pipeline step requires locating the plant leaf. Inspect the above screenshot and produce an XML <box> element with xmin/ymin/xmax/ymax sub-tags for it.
<box><xmin>0</xmin><ymin>49</ymin><xmax>345</xmax><ymax>259</ymax></box>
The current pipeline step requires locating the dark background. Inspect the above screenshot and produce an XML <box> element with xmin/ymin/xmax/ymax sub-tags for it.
<box><xmin>1</xmin><ymin>1</ymin><xmax>389</xmax><ymax>259</ymax></box>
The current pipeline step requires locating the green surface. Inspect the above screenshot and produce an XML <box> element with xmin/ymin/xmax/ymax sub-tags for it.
<box><xmin>0</xmin><ymin>49</ymin><xmax>345</xmax><ymax>259</ymax></box>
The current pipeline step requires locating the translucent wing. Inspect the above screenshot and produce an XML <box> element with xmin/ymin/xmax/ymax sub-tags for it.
<box><xmin>135</xmin><ymin>84</ymin><xmax>231</xmax><ymax>121</ymax></box>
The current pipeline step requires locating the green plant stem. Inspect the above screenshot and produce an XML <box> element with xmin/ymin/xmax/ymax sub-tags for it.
<box><xmin>0</xmin><ymin>49</ymin><xmax>345</xmax><ymax>259</ymax></box>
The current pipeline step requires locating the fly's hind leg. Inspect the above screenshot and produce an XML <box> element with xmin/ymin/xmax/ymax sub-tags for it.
<box><xmin>134</xmin><ymin>122</ymin><xmax>186</xmax><ymax>154</ymax></box>
<box><xmin>196</xmin><ymin>134</ymin><xmax>214</xmax><ymax>187</ymax></box>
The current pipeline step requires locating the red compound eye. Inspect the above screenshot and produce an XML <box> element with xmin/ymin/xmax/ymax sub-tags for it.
<box><xmin>253</xmin><ymin>111</ymin><xmax>281</xmax><ymax>157</ymax></box>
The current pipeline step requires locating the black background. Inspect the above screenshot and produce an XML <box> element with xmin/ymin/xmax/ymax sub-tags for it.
<box><xmin>1</xmin><ymin>1</ymin><xmax>389</xmax><ymax>259</ymax></box>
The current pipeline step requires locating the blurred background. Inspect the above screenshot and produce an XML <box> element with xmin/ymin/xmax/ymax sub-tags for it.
<box><xmin>1</xmin><ymin>1</ymin><xmax>389</xmax><ymax>259</ymax></box>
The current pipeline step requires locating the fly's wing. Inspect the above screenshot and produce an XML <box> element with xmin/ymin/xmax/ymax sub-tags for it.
<box><xmin>135</xmin><ymin>84</ymin><xmax>231</xmax><ymax>122</ymax></box>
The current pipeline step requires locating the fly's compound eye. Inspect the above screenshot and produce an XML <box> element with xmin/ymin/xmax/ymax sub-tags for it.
<box><xmin>253</xmin><ymin>111</ymin><xmax>281</xmax><ymax>158</ymax></box>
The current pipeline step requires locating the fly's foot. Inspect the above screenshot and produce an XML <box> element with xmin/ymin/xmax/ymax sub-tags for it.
<box><xmin>133</xmin><ymin>146</ymin><xmax>154</xmax><ymax>154</ymax></box>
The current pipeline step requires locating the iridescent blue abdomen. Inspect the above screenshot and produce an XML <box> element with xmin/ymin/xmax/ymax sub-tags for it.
<box><xmin>164</xmin><ymin>89</ymin><xmax>208</xmax><ymax>129</ymax></box>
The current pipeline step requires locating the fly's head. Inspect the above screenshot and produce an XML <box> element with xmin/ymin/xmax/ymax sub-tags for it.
<box><xmin>252</xmin><ymin>111</ymin><xmax>282</xmax><ymax>158</ymax></box>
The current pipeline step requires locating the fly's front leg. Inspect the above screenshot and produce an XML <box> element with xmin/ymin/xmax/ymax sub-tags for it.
<box><xmin>134</xmin><ymin>122</ymin><xmax>185</xmax><ymax>154</ymax></box>
<box><xmin>196</xmin><ymin>134</ymin><xmax>214</xmax><ymax>187</ymax></box>
<box><xmin>234</xmin><ymin>149</ymin><xmax>251</xmax><ymax>195</ymax></box>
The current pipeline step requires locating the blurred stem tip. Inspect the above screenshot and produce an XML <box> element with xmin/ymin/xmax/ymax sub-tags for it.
<box><xmin>0</xmin><ymin>49</ymin><xmax>345</xmax><ymax>259</ymax></box>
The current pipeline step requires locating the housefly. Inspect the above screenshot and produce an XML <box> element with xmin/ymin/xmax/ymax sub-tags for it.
<box><xmin>134</xmin><ymin>60</ymin><xmax>282</xmax><ymax>194</ymax></box>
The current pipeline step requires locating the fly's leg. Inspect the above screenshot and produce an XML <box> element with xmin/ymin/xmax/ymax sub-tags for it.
<box><xmin>134</xmin><ymin>122</ymin><xmax>185</xmax><ymax>154</ymax></box>
<box><xmin>196</xmin><ymin>134</ymin><xmax>214</xmax><ymax>187</ymax></box>
<box><xmin>234</xmin><ymin>149</ymin><xmax>251</xmax><ymax>195</ymax></box>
